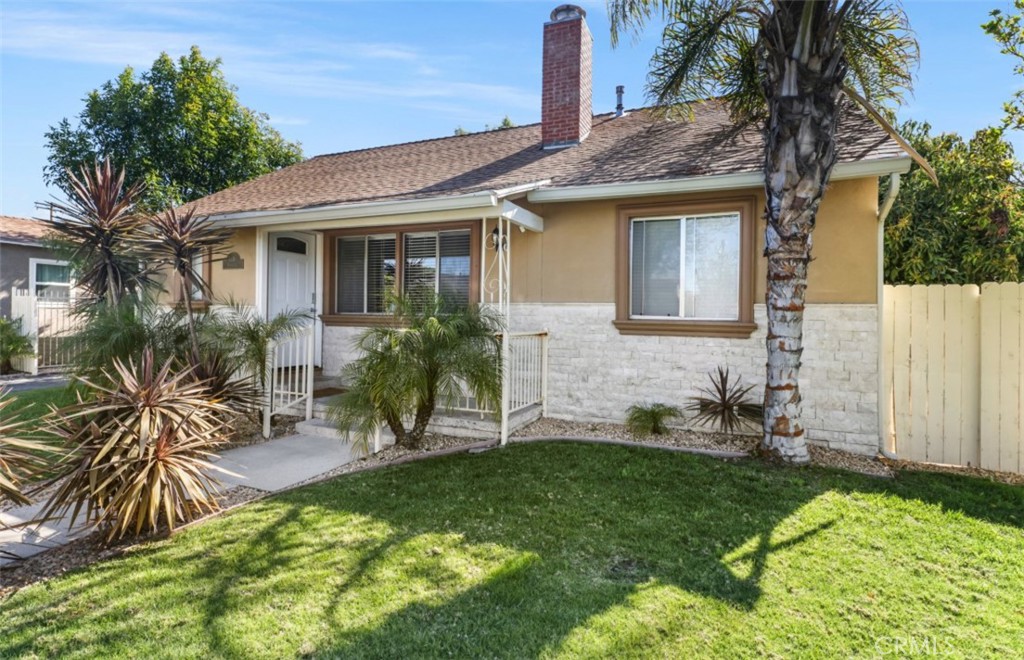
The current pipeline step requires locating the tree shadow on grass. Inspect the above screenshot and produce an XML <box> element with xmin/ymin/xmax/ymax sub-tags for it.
<box><xmin>2</xmin><ymin>442</ymin><xmax>1021</xmax><ymax>658</ymax></box>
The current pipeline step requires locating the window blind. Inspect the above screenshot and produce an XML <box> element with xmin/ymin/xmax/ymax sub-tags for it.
<box><xmin>631</xmin><ymin>218</ymin><xmax>681</xmax><ymax>317</ymax></box>
<box><xmin>439</xmin><ymin>230</ymin><xmax>471</xmax><ymax>304</ymax></box>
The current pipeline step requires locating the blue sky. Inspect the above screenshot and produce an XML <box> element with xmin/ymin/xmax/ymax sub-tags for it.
<box><xmin>0</xmin><ymin>0</ymin><xmax>1018</xmax><ymax>218</ymax></box>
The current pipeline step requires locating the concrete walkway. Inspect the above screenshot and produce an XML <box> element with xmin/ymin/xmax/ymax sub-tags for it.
<box><xmin>0</xmin><ymin>432</ymin><xmax>357</xmax><ymax>566</ymax></box>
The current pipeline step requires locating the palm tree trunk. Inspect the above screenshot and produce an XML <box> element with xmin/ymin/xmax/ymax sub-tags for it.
<box><xmin>384</xmin><ymin>412</ymin><xmax>409</xmax><ymax>448</ymax></box>
<box><xmin>761</xmin><ymin>3</ymin><xmax>844</xmax><ymax>463</ymax></box>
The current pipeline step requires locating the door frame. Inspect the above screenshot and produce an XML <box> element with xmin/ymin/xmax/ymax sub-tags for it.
<box><xmin>264</xmin><ymin>230</ymin><xmax>323</xmax><ymax>367</ymax></box>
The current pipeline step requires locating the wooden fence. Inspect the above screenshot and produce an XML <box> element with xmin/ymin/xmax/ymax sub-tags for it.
<box><xmin>882</xmin><ymin>282</ymin><xmax>1022</xmax><ymax>474</ymax></box>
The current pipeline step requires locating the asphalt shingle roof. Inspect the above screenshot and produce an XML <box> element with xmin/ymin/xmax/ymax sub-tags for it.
<box><xmin>193</xmin><ymin>102</ymin><xmax>904</xmax><ymax>218</ymax></box>
<box><xmin>0</xmin><ymin>215</ymin><xmax>49</xmax><ymax>244</ymax></box>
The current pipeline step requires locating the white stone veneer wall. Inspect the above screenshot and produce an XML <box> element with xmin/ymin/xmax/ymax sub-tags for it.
<box><xmin>322</xmin><ymin>326</ymin><xmax>367</xmax><ymax>379</ymax></box>
<box><xmin>508</xmin><ymin>303</ymin><xmax>880</xmax><ymax>456</ymax></box>
<box><xmin>321</xmin><ymin>302</ymin><xmax>880</xmax><ymax>455</ymax></box>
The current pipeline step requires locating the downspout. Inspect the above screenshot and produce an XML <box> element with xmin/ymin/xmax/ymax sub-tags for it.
<box><xmin>877</xmin><ymin>172</ymin><xmax>901</xmax><ymax>459</ymax></box>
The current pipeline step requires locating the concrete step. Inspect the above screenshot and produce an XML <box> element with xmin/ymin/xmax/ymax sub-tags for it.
<box><xmin>294</xmin><ymin>418</ymin><xmax>396</xmax><ymax>447</ymax></box>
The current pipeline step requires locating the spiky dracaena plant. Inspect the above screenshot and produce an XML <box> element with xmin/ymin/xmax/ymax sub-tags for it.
<box><xmin>329</xmin><ymin>293</ymin><xmax>503</xmax><ymax>452</ymax></box>
<box><xmin>44</xmin><ymin>157</ymin><xmax>153</xmax><ymax>308</ymax></box>
<box><xmin>686</xmin><ymin>367</ymin><xmax>763</xmax><ymax>434</ymax></box>
<box><xmin>0</xmin><ymin>389</ymin><xmax>55</xmax><ymax>507</ymax></box>
<box><xmin>146</xmin><ymin>207</ymin><xmax>234</xmax><ymax>361</ymax></box>
<box><xmin>609</xmin><ymin>0</ymin><xmax>933</xmax><ymax>462</ymax></box>
<box><xmin>41</xmin><ymin>349</ymin><xmax>233</xmax><ymax>541</ymax></box>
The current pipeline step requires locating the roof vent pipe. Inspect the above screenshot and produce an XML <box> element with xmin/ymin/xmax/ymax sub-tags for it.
<box><xmin>615</xmin><ymin>85</ymin><xmax>625</xmax><ymax>117</ymax></box>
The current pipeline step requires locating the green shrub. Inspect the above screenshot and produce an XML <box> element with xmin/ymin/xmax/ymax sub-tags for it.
<box><xmin>0</xmin><ymin>317</ymin><xmax>34</xmax><ymax>375</ymax></box>
<box><xmin>625</xmin><ymin>402</ymin><xmax>682</xmax><ymax>436</ymax></box>
<box><xmin>41</xmin><ymin>349</ymin><xmax>233</xmax><ymax>541</ymax></box>
<box><xmin>329</xmin><ymin>293</ymin><xmax>502</xmax><ymax>451</ymax></box>
<box><xmin>686</xmin><ymin>367</ymin><xmax>762</xmax><ymax>434</ymax></box>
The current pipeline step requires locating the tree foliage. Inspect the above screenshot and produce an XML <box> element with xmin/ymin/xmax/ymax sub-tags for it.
<box><xmin>984</xmin><ymin>1</ymin><xmax>1024</xmax><ymax>130</ymax></box>
<box><xmin>44</xmin><ymin>46</ymin><xmax>302</xmax><ymax>212</ymax></box>
<box><xmin>884</xmin><ymin>122</ymin><xmax>1024</xmax><ymax>285</ymax></box>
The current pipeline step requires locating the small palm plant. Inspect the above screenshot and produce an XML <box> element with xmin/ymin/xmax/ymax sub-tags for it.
<box><xmin>204</xmin><ymin>299</ymin><xmax>309</xmax><ymax>390</ymax></box>
<box><xmin>329</xmin><ymin>293</ymin><xmax>502</xmax><ymax>451</ymax></box>
<box><xmin>0</xmin><ymin>317</ymin><xmax>35</xmax><ymax>375</ymax></box>
<box><xmin>686</xmin><ymin>367</ymin><xmax>763</xmax><ymax>434</ymax></box>
<box><xmin>626</xmin><ymin>402</ymin><xmax>682</xmax><ymax>436</ymax></box>
<box><xmin>41</xmin><ymin>349</ymin><xmax>233</xmax><ymax>541</ymax></box>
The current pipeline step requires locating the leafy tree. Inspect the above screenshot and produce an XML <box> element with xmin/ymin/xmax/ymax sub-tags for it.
<box><xmin>45</xmin><ymin>46</ymin><xmax>302</xmax><ymax>212</ymax></box>
<box><xmin>984</xmin><ymin>1</ymin><xmax>1024</xmax><ymax>130</ymax></box>
<box><xmin>453</xmin><ymin>116</ymin><xmax>517</xmax><ymax>135</ymax></box>
<box><xmin>609</xmin><ymin>0</ymin><xmax>927</xmax><ymax>462</ymax></box>
<box><xmin>884</xmin><ymin>122</ymin><xmax>1024</xmax><ymax>284</ymax></box>
<box><xmin>329</xmin><ymin>293</ymin><xmax>502</xmax><ymax>451</ymax></box>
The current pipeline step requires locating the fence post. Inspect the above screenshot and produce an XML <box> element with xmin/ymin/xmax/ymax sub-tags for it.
<box><xmin>541</xmin><ymin>331</ymin><xmax>549</xmax><ymax>418</ymax></box>
<box><xmin>305</xmin><ymin>326</ymin><xmax>315</xmax><ymax>421</ymax></box>
<box><xmin>262</xmin><ymin>339</ymin><xmax>274</xmax><ymax>439</ymax></box>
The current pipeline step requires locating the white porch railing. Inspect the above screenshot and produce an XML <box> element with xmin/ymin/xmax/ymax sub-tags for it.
<box><xmin>451</xmin><ymin>330</ymin><xmax>549</xmax><ymax>417</ymax></box>
<box><xmin>9</xmin><ymin>289</ymin><xmax>84</xmax><ymax>374</ymax></box>
<box><xmin>262</xmin><ymin>324</ymin><xmax>315</xmax><ymax>438</ymax></box>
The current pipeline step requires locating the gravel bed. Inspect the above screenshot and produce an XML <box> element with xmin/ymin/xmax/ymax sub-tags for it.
<box><xmin>879</xmin><ymin>456</ymin><xmax>1024</xmax><ymax>486</ymax></box>
<box><xmin>514</xmin><ymin>418</ymin><xmax>759</xmax><ymax>453</ymax></box>
<box><xmin>222</xmin><ymin>415</ymin><xmax>297</xmax><ymax>449</ymax></box>
<box><xmin>0</xmin><ymin>485</ymin><xmax>263</xmax><ymax>598</ymax></box>
<box><xmin>514</xmin><ymin>418</ymin><xmax>897</xmax><ymax>478</ymax></box>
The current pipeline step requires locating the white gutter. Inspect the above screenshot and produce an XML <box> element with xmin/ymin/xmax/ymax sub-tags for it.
<box><xmin>207</xmin><ymin>180</ymin><xmax>552</xmax><ymax>229</ymax></box>
<box><xmin>876</xmin><ymin>172</ymin><xmax>902</xmax><ymax>459</ymax></box>
<box><xmin>526</xmin><ymin>156</ymin><xmax>913</xmax><ymax>203</ymax></box>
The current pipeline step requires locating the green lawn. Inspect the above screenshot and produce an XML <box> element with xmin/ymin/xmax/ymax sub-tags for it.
<box><xmin>2</xmin><ymin>443</ymin><xmax>1022</xmax><ymax>658</ymax></box>
<box><xmin>2</xmin><ymin>385</ymin><xmax>79</xmax><ymax>428</ymax></box>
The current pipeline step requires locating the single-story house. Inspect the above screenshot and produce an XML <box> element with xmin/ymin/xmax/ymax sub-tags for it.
<box><xmin>190</xmin><ymin>5</ymin><xmax>910</xmax><ymax>455</ymax></box>
<box><xmin>0</xmin><ymin>215</ymin><xmax>71</xmax><ymax>318</ymax></box>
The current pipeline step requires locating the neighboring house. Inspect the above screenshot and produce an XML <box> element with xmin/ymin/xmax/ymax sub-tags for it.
<box><xmin>190</xmin><ymin>5</ymin><xmax>910</xmax><ymax>456</ymax></box>
<box><xmin>0</xmin><ymin>215</ymin><xmax>70</xmax><ymax>318</ymax></box>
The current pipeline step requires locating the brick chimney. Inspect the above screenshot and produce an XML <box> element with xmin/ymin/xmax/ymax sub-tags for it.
<box><xmin>541</xmin><ymin>5</ymin><xmax>592</xmax><ymax>149</ymax></box>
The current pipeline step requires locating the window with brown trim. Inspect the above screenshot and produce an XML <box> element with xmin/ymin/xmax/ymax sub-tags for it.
<box><xmin>323</xmin><ymin>221</ymin><xmax>480</xmax><ymax>326</ymax></box>
<box><xmin>615</xmin><ymin>198</ymin><xmax>757</xmax><ymax>338</ymax></box>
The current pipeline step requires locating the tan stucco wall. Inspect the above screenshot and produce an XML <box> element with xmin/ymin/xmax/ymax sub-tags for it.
<box><xmin>508</xmin><ymin>177</ymin><xmax>879</xmax><ymax>305</ymax></box>
<box><xmin>210</xmin><ymin>228</ymin><xmax>257</xmax><ymax>305</ymax></box>
<box><xmin>208</xmin><ymin>177</ymin><xmax>880</xmax><ymax>309</ymax></box>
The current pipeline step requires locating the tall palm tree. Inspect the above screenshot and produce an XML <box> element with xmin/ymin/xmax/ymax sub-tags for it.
<box><xmin>609</xmin><ymin>0</ymin><xmax>933</xmax><ymax>462</ymax></box>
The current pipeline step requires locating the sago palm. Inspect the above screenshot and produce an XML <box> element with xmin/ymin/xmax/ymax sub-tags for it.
<box><xmin>330</xmin><ymin>293</ymin><xmax>503</xmax><ymax>452</ymax></box>
<box><xmin>609</xmin><ymin>0</ymin><xmax>932</xmax><ymax>462</ymax></box>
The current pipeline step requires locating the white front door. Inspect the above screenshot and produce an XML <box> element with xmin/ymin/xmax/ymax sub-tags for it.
<box><xmin>268</xmin><ymin>232</ymin><xmax>318</xmax><ymax>366</ymax></box>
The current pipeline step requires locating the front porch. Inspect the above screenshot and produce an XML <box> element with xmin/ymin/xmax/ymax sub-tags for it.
<box><xmin>252</xmin><ymin>201</ymin><xmax>549</xmax><ymax>448</ymax></box>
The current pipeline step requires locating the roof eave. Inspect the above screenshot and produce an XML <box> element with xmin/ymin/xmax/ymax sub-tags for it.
<box><xmin>526</xmin><ymin>156</ymin><xmax>913</xmax><ymax>203</ymax></box>
<box><xmin>206</xmin><ymin>180</ymin><xmax>552</xmax><ymax>228</ymax></box>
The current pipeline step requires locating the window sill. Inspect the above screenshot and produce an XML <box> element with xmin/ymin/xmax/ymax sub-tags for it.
<box><xmin>613</xmin><ymin>319</ymin><xmax>757</xmax><ymax>338</ymax></box>
<box><xmin>321</xmin><ymin>314</ymin><xmax>393</xmax><ymax>327</ymax></box>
